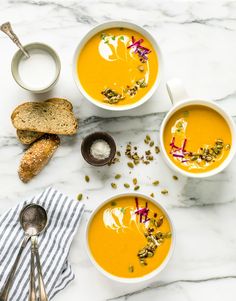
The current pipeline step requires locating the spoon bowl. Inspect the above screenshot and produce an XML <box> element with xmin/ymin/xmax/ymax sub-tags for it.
<box><xmin>20</xmin><ymin>204</ymin><xmax>48</xmax><ymax>236</ymax></box>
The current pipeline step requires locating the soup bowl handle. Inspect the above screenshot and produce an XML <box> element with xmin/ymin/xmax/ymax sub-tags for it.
<box><xmin>166</xmin><ymin>78</ymin><xmax>189</xmax><ymax>105</ymax></box>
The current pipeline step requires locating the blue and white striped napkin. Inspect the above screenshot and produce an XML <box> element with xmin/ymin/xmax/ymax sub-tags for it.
<box><xmin>0</xmin><ymin>187</ymin><xmax>84</xmax><ymax>300</ymax></box>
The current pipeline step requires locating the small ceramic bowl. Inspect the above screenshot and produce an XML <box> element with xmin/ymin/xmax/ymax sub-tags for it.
<box><xmin>85</xmin><ymin>193</ymin><xmax>175</xmax><ymax>283</ymax></box>
<box><xmin>73</xmin><ymin>20</ymin><xmax>163</xmax><ymax>111</ymax></box>
<box><xmin>11</xmin><ymin>42</ymin><xmax>61</xmax><ymax>93</ymax></box>
<box><xmin>81</xmin><ymin>132</ymin><xmax>116</xmax><ymax>166</ymax></box>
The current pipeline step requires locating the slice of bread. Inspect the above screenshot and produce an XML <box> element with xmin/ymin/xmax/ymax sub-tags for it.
<box><xmin>18</xmin><ymin>134</ymin><xmax>60</xmax><ymax>183</ymax></box>
<box><xmin>16</xmin><ymin>98</ymin><xmax>74</xmax><ymax>144</ymax></box>
<box><xmin>17</xmin><ymin>130</ymin><xmax>45</xmax><ymax>145</ymax></box>
<box><xmin>12</xmin><ymin>100</ymin><xmax>78</xmax><ymax>135</ymax></box>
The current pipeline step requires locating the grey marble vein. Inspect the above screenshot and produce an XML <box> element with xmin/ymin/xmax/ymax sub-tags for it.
<box><xmin>107</xmin><ymin>275</ymin><xmax>236</xmax><ymax>301</ymax></box>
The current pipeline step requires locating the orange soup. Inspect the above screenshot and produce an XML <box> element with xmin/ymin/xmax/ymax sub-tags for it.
<box><xmin>164</xmin><ymin>105</ymin><xmax>231</xmax><ymax>173</ymax></box>
<box><xmin>77</xmin><ymin>27</ymin><xmax>158</xmax><ymax>106</ymax></box>
<box><xmin>88</xmin><ymin>196</ymin><xmax>172</xmax><ymax>278</ymax></box>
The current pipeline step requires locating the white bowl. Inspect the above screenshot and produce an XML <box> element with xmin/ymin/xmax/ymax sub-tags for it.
<box><xmin>73</xmin><ymin>21</ymin><xmax>163</xmax><ymax>111</ymax></box>
<box><xmin>160</xmin><ymin>79</ymin><xmax>236</xmax><ymax>178</ymax></box>
<box><xmin>85</xmin><ymin>192</ymin><xmax>175</xmax><ymax>283</ymax></box>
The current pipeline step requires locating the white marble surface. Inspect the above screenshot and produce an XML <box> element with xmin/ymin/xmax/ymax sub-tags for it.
<box><xmin>1</xmin><ymin>0</ymin><xmax>236</xmax><ymax>300</ymax></box>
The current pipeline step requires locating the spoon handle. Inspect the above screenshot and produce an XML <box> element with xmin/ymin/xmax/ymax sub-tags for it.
<box><xmin>28</xmin><ymin>237</ymin><xmax>37</xmax><ymax>301</ymax></box>
<box><xmin>32</xmin><ymin>236</ymin><xmax>48</xmax><ymax>301</ymax></box>
<box><xmin>0</xmin><ymin>235</ymin><xmax>29</xmax><ymax>301</ymax></box>
<box><xmin>0</xmin><ymin>22</ymin><xmax>30</xmax><ymax>58</ymax></box>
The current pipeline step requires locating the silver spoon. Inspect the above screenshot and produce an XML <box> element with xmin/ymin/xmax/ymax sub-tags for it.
<box><xmin>0</xmin><ymin>203</ymin><xmax>42</xmax><ymax>301</ymax></box>
<box><xmin>24</xmin><ymin>204</ymin><xmax>48</xmax><ymax>301</ymax></box>
<box><xmin>0</xmin><ymin>22</ymin><xmax>30</xmax><ymax>58</ymax></box>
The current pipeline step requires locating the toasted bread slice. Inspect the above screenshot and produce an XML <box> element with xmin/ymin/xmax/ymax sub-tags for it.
<box><xmin>17</xmin><ymin>130</ymin><xmax>45</xmax><ymax>145</ymax></box>
<box><xmin>16</xmin><ymin>98</ymin><xmax>74</xmax><ymax>144</ymax></box>
<box><xmin>18</xmin><ymin>134</ymin><xmax>60</xmax><ymax>183</ymax></box>
<box><xmin>12</xmin><ymin>101</ymin><xmax>78</xmax><ymax>135</ymax></box>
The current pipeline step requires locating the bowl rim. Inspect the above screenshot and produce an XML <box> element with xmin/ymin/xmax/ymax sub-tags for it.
<box><xmin>72</xmin><ymin>20</ymin><xmax>163</xmax><ymax>111</ymax></box>
<box><xmin>11</xmin><ymin>42</ymin><xmax>61</xmax><ymax>93</ymax></box>
<box><xmin>160</xmin><ymin>98</ymin><xmax>236</xmax><ymax>178</ymax></box>
<box><xmin>85</xmin><ymin>192</ymin><xmax>176</xmax><ymax>283</ymax></box>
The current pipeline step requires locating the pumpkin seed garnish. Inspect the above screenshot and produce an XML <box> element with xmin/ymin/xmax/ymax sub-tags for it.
<box><xmin>111</xmin><ymin>183</ymin><xmax>117</xmax><ymax>189</ymax></box>
<box><xmin>115</xmin><ymin>174</ymin><xmax>121</xmax><ymax>179</ymax></box>
<box><xmin>102</xmin><ymin>88</ymin><xmax>125</xmax><ymax>104</ymax></box>
<box><xmin>111</xmin><ymin>201</ymin><xmax>117</xmax><ymax>206</ymax></box>
<box><xmin>124</xmin><ymin>183</ymin><xmax>130</xmax><ymax>188</ymax></box>
<box><xmin>138</xmin><ymin>65</ymin><xmax>144</xmax><ymax>72</ymax></box>
<box><xmin>116</xmin><ymin>151</ymin><xmax>121</xmax><ymax>156</ymax></box>
<box><xmin>133</xmin><ymin>178</ymin><xmax>138</xmax><ymax>185</ymax></box>
<box><xmin>137</xmin><ymin>220</ymin><xmax>172</xmax><ymax>265</ymax></box>
<box><xmin>128</xmin><ymin>265</ymin><xmax>134</xmax><ymax>273</ymax></box>
<box><xmin>120</xmin><ymin>207</ymin><xmax>126</xmax><ymax>214</ymax></box>
<box><xmin>152</xmin><ymin>181</ymin><xmax>160</xmax><ymax>186</ymax></box>
<box><xmin>134</xmin><ymin>185</ymin><xmax>140</xmax><ymax>191</ymax></box>
<box><xmin>150</xmin><ymin>193</ymin><xmax>154</xmax><ymax>197</ymax></box>
<box><xmin>173</xmin><ymin>175</ymin><xmax>178</xmax><ymax>180</ymax></box>
<box><xmin>179</xmin><ymin>139</ymin><xmax>231</xmax><ymax>164</ymax></box>
<box><xmin>85</xmin><ymin>175</ymin><xmax>90</xmax><ymax>182</ymax></box>
<box><xmin>77</xmin><ymin>193</ymin><xmax>83</xmax><ymax>201</ymax></box>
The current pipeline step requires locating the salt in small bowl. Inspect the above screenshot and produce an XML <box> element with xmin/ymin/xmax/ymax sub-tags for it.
<box><xmin>81</xmin><ymin>132</ymin><xmax>116</xmax><ymax>166</ymax></box>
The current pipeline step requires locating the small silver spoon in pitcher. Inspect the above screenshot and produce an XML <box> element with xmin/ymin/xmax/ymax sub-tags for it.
<box><xmin>0</xmin><ymin>204</ymin><xmax>48</xmax><ymax>301</ymax></box>
<box><xmin>0</xmin><ymin>22</ymin><xmax>30</xmax><ymax>58</ymax></box>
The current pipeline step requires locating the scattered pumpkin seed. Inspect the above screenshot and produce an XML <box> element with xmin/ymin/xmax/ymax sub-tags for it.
<box><xmin>115</xmin><ymin>174</ymin><xmax>121</xmax><ymax>179</ymax></box>
<box><xmin>124</xmin><ymin>183</ymin><xmax>130</xmax><ymax>188</ymax></box>
<box><xmin>116</xmin><ymin>151</ymin><xmax>121</xmax><ymax>156</ymax></box>
<box><xmin>161</xmin><ymin>189</ymin><xmax>168</xmax><ymax>195</ymax></box>
<box><xmin>150</xmin><ymin>193</ymin><xmax>154</xmax><ymax>198</ymax></box>
<box><xmin>173</xmin><ymin>175</ymin><xmax>178</xmax><ymax>180</ymax></box>
<box><xmin>85</xmin><ymin>175</ymin><xmax>90</xmax><ymax>182</ymax></box>
<box><xmin>127</xmin><ymin>162</ymin><xmax>134</xmax><ymax>168</ymax></box>
<box><xmin>134</xmin><ymin>185</ymin><xmax>140</xmax><ymax>191</ymax></box>
<box><xmin>150</xmin><ymin>141</ymin><xmax>154</xmax><ymax>147</ymax></box>
<box><xmin>111</xmin><ymin>183</ymin><xmax>117</xmax><ymax>189</ymax></box>
<box><xmin>77</xmin><ymin>193</ymin><xmax>83</xmax><ymax>201</ymax></box>
<box><xmin>155</xmin><ymin>146</ymin><xmax>160</xmax><ymax>154</ymax></box>
<box><xmin>133</xmin><ymin>178</ymin><xmax>138</xmax><ymax>185</ymax></box>
<box><xmin>152</xmin><ymin>181</ymin><xmax>160</xmax><ymax>186</ymax></box>
<box><xmin>111</xmin><ymin>201</ymin><xmax>117</xmax><ymax>206</ymax></box>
